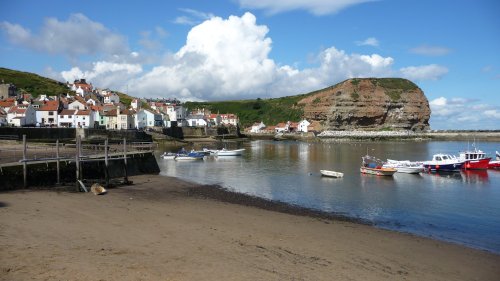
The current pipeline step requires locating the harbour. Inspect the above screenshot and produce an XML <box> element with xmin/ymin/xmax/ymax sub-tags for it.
<box><xmin>157</xmin><ymin>140</ymin><xmax>500</xmax><ymax>254</ymax></box>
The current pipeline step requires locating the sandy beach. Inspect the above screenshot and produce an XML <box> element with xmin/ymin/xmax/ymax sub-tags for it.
<box><xmin>1</xmin><ymin>175</ymin><xmax>499</xmax><ymax>281</ymax></box>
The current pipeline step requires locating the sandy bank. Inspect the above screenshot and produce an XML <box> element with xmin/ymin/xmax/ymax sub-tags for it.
<box><xmin>1</xmin><ymin>174</ymin><xmax>499</xmax><ymax>280</ymax></box>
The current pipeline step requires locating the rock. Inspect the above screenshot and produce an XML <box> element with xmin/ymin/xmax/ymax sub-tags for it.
<box><xmin>90</xmin><ymin>183</ymin><xmax>107</xmax><ymax>195</ymax></box>
<box><xmin>298</xmin><ymin>78</ymin><xmax>430</xmax><ymax>131</ymax></box>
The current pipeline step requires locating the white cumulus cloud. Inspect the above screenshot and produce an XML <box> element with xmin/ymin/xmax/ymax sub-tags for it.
<box><xmin>61</xmin><ymin>62</ymin><xmax>142</xmax><ymax>90</ymax></box>
<box><xmin>238</xmin><ymin>0</ymin><xmax>375</xmax><ymax>15</ymax></box>
<box><xmin>1</xmin><ymin>14</ymin><xmax>128</xmax><ymax>57</ymax></box>
<box><xmin>400</xmin><ymin>64</ymin><xmax>448</xmax><ymax>81</ymax></box>
<box><xmin>429</xmin><ymin>97</ymin><xmax>500</xmax><ymax>129</ymax></box>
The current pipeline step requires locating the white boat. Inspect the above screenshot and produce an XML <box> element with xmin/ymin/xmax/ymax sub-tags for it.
<box><xmin>383</xmin><ymin>159</ymin><xmax>424</xmax><ymax>174</ymax></box>
<box><xmin>215</xmin><ymin>148</ymin><xmax>245</xmax><ymax>156</ymax></box>
<box><xmin>161</xmin><ymin>152</ymin><xmax>177</xmax><ymax>160</ymax></box>
<box><xmin>320</xmin><ymin>170</ymin><xmax>344</xmax><ymax>178</ymax></box>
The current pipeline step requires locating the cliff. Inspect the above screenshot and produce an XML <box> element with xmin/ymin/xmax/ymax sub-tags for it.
<box><xmin>298</xmin><ymin>78</ymin><xmax>431</xmax><ymax>131</ymax></box>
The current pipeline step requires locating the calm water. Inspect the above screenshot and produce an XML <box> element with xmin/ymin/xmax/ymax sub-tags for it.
<box><xmin>157</xmin><ymin>140</ymin><xmax>500</xmax><ymax>254</ymax></box>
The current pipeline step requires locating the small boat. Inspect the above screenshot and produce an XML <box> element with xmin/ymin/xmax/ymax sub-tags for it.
<box><xmin>383</xmin><ymin>159</ymin><xmax>424</xmax><ymax>174</ymax></box>
<box><xmin>361</xmin><ymin>155</ymin><xmax>397</xmax><ymax>176</ymax></box>
<box><xmin>423</xmin><ymin>154</ymin><xmax>464</xmax><ymax>172</ymax></box>
<box><xmin>161</xmin><ymin>152</ymin><xmax>177</xmax><ymax>160</ymax></box>
<box><xmin>174</xmin><ymin>152</ymin><xmax>205</xmax><ymax>161</ymax></box>
<box><xmin>320</xmin><ymin>170</ymin><xmax>344</xmax><ymax>178</ymax></box>
<box><xmin>215</xmin><ymin>148</ymin><xmax>245</xmax><ymax>156</ymax></box>
<box><xmin>458</xmin><ymin>148</ymin><xmax>491</xmax><ymax>170</ymax></box>
<box><xmin>488</xmin><ymin>151</ymin><xmax>500</xmax><ymax>169</ymax></box>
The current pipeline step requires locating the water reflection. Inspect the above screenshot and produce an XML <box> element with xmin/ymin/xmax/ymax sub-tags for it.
<box><xmin>157</xmin><ymin>140</ymin><xmax>500</xmax><ymax>253</ymax></box>
<box><xmin>462</xmin><ymin>170</ymin><xmax>489</xmax><ymax>185</ymax></box>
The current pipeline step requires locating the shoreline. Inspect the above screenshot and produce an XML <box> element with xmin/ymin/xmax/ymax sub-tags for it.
<box><xmin>1</xmin><ymin>174</ymin><xmax>499</xmax><ymax>280</ymax></box>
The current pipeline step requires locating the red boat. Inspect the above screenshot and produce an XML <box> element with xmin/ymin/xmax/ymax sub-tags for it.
<box><xmin>459</xmin><ymin>149</ymin><xmax>491</xmax><ymax>170</ymax></box>
<box><xmin>488</xmin><ymin>151</ymin><xmax>500</xmax><ymax>169</ymax></box>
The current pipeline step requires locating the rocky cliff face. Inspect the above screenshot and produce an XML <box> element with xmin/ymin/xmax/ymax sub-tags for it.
<box><xmin>298</xmin><ymin>78</ymin><xmax>431</xmax><ymax>131</ymax></box>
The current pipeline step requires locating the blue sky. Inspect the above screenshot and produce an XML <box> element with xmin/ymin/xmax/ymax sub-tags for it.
<box><xmin>1</xmin><ymin>0</ymin><xmax>499</xmax><ymax>129</ymax></box>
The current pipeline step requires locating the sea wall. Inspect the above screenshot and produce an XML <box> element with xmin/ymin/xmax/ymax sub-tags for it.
<box><xmin>0</xmin><ymin>127</ymin><xmax>152</xmax><ymax>142</ymax></box>
<box><xmin>0</xmin><ymin>152</ymin><xmax>160</xmax><ymax>191</ymax></box>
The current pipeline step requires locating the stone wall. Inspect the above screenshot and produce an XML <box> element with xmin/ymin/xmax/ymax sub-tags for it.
<box><xmin>0</xmin><ymin>152</ymin><xmax>160</xmax><ymax>190</ymax></box>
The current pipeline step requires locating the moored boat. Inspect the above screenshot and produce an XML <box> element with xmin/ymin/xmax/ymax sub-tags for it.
<box><xmin>161</xmin><ymin>152</ymin><xmax>177</xmax><ymax>160</ymax></box>
<box><xmin>320</xmin><ymin>169</ymin><xmax>344</xmax><ymax>178</ymax></box>
<box><xmin>215</xmin><ymin>148</ymin><xmax>245</xmax><ymax>156</ymax></box>
<box><xmin>383</xmin><ymin>159</ymin><xmax>424</xmax><ymax>174</ymax></box>
<box><xmin>361</xmin><ymin>155</ymin><xmax>397</xmax><ymax>176</ymax></box>
<box><xmin>488</xmin><ymin>151</ymin><xmax>500</xmax><ymax>169</ymax></box>
<box><xmin>459</xmin><ymin>148</ymin><xmax>491</xmax><ymax>170</ymax></box>
<box><xmin>174</xmin><ymin>151</ymin><xmax>205</xmax><ymax>160</ymax></box>
<box><xmin>423</xmin><ymin>154</ymin><xmax>464</xmax><ymax>172</ymax></box>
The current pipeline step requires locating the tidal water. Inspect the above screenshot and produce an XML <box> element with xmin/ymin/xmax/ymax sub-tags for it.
<box><xmin>157</xmin><ymin>140</ymin><xmax>500</xmax><ymax>254</ymax></box>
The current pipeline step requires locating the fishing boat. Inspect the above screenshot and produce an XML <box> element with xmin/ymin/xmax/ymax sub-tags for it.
<box><xmin>458</xmin><ymin>148</ymin><xmax>491</xmax><ymax>170</ymax></box>
<box><xmin>360</xmin><ymin>155</ymin><xmax>397</xmax><ymax>176</ymax></box>
<box><xmin>320</xmin><ymin>170</ymin><xmax>344</xmax><ymax>178</ymax></box>
<box><xmin>174</xmin><ymin>151</ymin><xmax>205</xmax><ymax>161</ymax></box>
<box><xmin>383</xmin><ymin>159</ymin><xmax>424</xmax><ymax>174</ymax></box>
<box><xmin>215</xmin><ymin>148</ymin><xmax>245</xmax><ymax>156</ymax></box>
<box><xmin>161</xmin><ymin>152</ymin><xmax>177</xmax><ymax>160</ymax></box>
<box><xmin>488</xmin><ymin>151</ymin><xmax>500</xmax><ymax>169</ymax></box>
<box><xmin>422</xmin><ymin>154</ymin><xmax>464</xmax><ymax>172</ymax></box>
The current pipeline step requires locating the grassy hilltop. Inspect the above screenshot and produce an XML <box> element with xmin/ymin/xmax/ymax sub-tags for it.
<box><xmin>184</xmin><ymin>95</ymin><xmax>309</xmax><ymax>128</ymax></box>
<box><xmin>0</xmin><ymin>68</ymin><xmax>136</xmax><ymax>106</ymax></box>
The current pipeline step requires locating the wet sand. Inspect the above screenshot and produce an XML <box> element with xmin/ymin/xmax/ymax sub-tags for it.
<box><xmin>1</xmin><ymin>174</ymin><xmax>499</xmax><ymax>280</ymax></box>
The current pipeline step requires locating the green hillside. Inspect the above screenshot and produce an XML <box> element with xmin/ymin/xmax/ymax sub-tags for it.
<box><xmin>0</xmin><ymin>68</ymin><xmax>138</xmax><ymax>105</ymax></box>
<box><xmin>0</xmin><ymin>67</ymin><xmax>71</xmax><ymax>98</ymax></box>
<box><xmin>184</xmin><ymin>94</ymin><xmax>309</xmax><ymax>128</ymax></box>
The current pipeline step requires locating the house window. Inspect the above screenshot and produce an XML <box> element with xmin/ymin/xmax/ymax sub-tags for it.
<box><xmin>49</xmin><ymin>112</ymin><xmax>54</xmax><ymax>116</ymax></box>
<box><xmin>121</xmin><ymin>116</ymin><xmax>126</xmax><ymax>121</ymax></box>
<box><xmin>83</xmin><ymin>117</ymin><xmax>86</xmax><ymax>120</ymax></box>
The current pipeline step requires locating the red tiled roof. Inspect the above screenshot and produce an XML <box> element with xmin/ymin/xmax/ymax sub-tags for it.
<box><xmin>76</xmin><ymin>110</ymin><xmax>91</xmax><ymax>116</ymax></box>
<box><xmin>59</xmin><ymin>109</ymin><xmax>76</xmax><ymax>115</ymax></box>
<box><xmin>8</xmin><ymin>106</ymin><xmax>26</xmax><ymax>114</ymax></box>
<box><xmin>0</xmin><ymin>101</ymin><xmax>15</xmax><ymax>107</ymax></box>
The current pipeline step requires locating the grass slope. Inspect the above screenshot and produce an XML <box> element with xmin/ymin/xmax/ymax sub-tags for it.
<box><xmin>185</xmin><ymin>95</ymin><xmax>308</xmax><ymax>128</ymax></box>
<box><xmin>0</xmin><ymin>67</ymin><xmax>71</xmax><ymax>98</ymax></box>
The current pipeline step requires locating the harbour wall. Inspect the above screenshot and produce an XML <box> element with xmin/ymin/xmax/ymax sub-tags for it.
<box><xmin>0</xmin><ymin>151</ymin><xmax>160</xmax><ymax>191</ymax></box>
<box><xmin>0</xmin><ymin>127</ymin><xmax>152</xmax><ymax>142</ymax></box>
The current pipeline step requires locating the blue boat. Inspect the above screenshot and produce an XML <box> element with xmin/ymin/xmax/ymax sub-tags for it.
<box><xmin>423</xmin><ymin>154</ymin><xmax>464</xmax><ymax>172</ymax></box>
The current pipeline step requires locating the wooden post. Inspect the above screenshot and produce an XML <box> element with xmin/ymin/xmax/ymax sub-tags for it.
<box><xmin>123</xmin><ymin>138</ymin><xmax>128</xmax><ymax>184</ymax></box>
<box><xmin>56</xmin><ymin>139</ymin><xmax>60</xmax><ymax>185</ymax></box>
<box><xmin>75</xmin><ymin>135</ymin><xmax>80</xmax><ymax>191</ymax></box>
<box><xmin>23</xmin><ymin>135</ymin><xmax>27</xmax><ymax>188</ymax></box>
<box><xmin>104</xmin><ymin>138</ymin><xmax>109</xmax><ymax>187</ymax></box>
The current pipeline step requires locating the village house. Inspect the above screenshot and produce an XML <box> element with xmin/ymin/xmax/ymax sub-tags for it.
<box><xmin>103</xmin><ymin>92</ymin><xmax>120</xmax><ymax>104</ymax></box>
<box><xmin>74</xmin><ymin>110</ymin><xmax>94</xmax><ymax>128</ymax></box>
<box><xmin>68</xmin><ymin>99</ymin><xmax>86</xmax><ymax>110</ymax></box>
<box><xmin>185</xmin><ymin>114</ymin><xmax>208</xmax><ymax>127</ymax></box>
<box><xmin>117</xmin><ymin>108</ymin><xmax>135</xmax><ymax>130</ymax></box>
<box><xmin>7</xmin><ymin>104</ymin><xmax>36</xmax><ymax>127</ymax></box>
<box><xmin>135</xmin><ymin>109</ymin><xmax>163</xmax><ymax>129</ymax></box>
<box><xmin>274</xmin><ymin>122</ymin><xmax>288</xmax><ymax>133</ymax></box>
<box><xmin>297</xmin><ymin>119</ymin><xmax>311</xmax><ymax>132</ymax></box>
<box><xmin>250</xmin><ymin>121</ymin><xmax>266</xmax><ymax>133</ymax></box>
<box><xmin>69</xmin><ymin>79</ymin><xmax>93</xmax><ymax>97</ymax></box>
<box><xmin>220</xmin><ymin>114</ymin><xmax>239</xmax><ymax>126</ymax></box>
<box><xmin>58</xmin><ymin>109</ymin><xmax>76</xmax><ymax>128</ymax></box>
<box><xmin>35</xmin><ymin>100</ymin><xmax>60</xmax><ymax>127</ymax></box>
<box><xmin>207</xmin><ymin>114</ymin><xmax>222</xmax><ymax>126</ymax></box>
<box><xmin>101</xmin><ymin>109</ymin><xmax>118</xmax><ymax>130</ymax></box>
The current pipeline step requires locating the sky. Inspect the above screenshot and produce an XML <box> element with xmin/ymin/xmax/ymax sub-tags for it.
<box><xmin>1</xmin><ymin>0</ymin><xmax>499</xmax><ymax>130</ymax></box>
